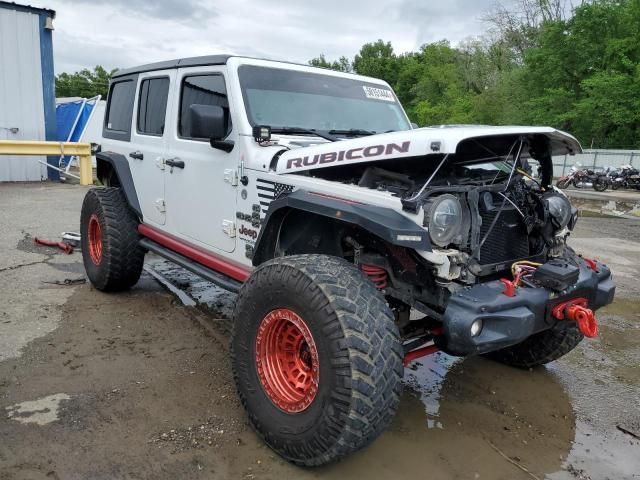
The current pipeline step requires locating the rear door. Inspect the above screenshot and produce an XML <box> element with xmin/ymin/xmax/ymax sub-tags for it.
<box><xmin>103</xmin><ymin>73</ymin><xmax>173</xmax><ymax>226</ymax></box>
<box><xmin>127</xmin><ymin>71</ymin><xmax>175</xmax><ymax>226</ymax></box>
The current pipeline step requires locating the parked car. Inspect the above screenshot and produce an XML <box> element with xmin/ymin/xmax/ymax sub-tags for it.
<box><xmin>81</xmin><ymin>55</ymin><xmax>615</xmax><ymax>466</ymax></box>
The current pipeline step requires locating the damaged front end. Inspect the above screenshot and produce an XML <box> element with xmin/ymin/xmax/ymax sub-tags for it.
<box><xmin>270</xmin><ymin>127</ymin><xmax>615</xmax><ymax>361</ymax></box>
<box><xmin>404</xmin><ymin>135</ymin><xmax>580</xmax><ymax>284</ymax></box>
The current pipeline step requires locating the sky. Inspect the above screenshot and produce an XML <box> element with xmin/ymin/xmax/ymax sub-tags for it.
<box><xmin>42</xmin><ymin>0</ymin><xmax>501</xmax><ymax>74</ymax></box>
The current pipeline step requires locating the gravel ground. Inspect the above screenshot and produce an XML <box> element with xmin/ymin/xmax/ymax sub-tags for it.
<box><xmin>0</xmin><ymin>182</ymin><xmax>638</xmax><ymax>480</ymax></box>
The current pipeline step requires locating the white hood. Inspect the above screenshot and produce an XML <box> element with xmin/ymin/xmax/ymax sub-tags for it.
<box><xmin>275</xmin><ymin>126</ymin><xmax>581</xmax><ymax>174</ymax></box>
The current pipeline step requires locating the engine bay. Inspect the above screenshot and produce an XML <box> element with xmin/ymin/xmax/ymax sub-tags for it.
<box><xmin>298</xmin><ymin>134</ymin><xmax>577</xmax><ymax>277</ymax></box>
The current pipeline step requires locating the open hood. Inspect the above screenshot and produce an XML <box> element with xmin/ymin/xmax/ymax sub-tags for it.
<box><xmin>275</xmin><ymin>126</ymin><xmax>582</xmax><ymax>174</ymax></box>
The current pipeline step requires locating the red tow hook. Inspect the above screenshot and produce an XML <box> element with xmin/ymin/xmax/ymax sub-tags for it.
<box><xmin>34</xmin><ymin>237</ymin><xmax>74</xmax><ymax>254</ymax></box>
<box><xmin>552</xmin><ymin>297</ymin><xmax>598</xmax><ymax>338</ymax></box>
<box><xmin>500</xmin><ymin>278</ymin><xmax>516</xmax><ymax>297</ymax></box>
<box><xmin>583</xmin><ymin>257</ymin><xmax>598</xmax><ymax>272</ymax></box>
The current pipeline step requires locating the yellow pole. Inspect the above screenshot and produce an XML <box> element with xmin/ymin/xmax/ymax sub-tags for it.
<box><xmin>78</xmin><ymin>154</ymin><xmax>93</xmax><ymax>186</ymax></box>
<box><xmin>0</xmin><ymin>140</ymin><xmax>93</xmax><ymax>185</ymax></box>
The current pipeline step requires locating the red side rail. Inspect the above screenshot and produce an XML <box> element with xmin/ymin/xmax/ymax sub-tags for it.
<box><xmin>138</xmin><ymin>224</ymin><xmax>251</xmax><ymax>283</ymax></box>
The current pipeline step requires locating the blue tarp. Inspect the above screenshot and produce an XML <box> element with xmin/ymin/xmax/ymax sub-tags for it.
<box><xmin>55</xmin><ymin>99</ymin><xmax>96</xmax><ymax>165</ymax></box>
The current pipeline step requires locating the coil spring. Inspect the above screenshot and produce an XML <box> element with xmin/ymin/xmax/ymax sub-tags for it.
<box><xmin>360</xmin><ymin>264</ymin><xmax>388</xmax><ymax>290</ymax></box>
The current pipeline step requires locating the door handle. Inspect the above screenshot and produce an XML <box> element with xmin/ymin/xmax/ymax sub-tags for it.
<box><xmin>129</xmin><ymin>151</ymin><xmax>144</xmax><ymax>160</ymax></box>
<box><xmin>165</xmin><ymin>158</ymin><xmax>185</xmax><ymax>169</ymax></box>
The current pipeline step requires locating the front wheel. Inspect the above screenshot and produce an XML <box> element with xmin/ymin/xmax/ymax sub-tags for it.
<box><xmin>556</xmin><ymin>178</ymin><xmax>570</xmax><ymax>189</ymax></box>
<box><xmin>231</xmin><ymin>255</ymin><xmax>403</xmax><ymax>466</ymax></box>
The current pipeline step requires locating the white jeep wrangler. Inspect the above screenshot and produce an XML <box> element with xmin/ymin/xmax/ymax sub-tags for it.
<box><xmin>82</xmin><ymin>54</ymin><xmax>615</xmax><ymax>466</ymax></box>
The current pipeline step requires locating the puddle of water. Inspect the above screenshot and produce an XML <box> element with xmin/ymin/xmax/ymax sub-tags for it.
<box><xmin>547</xmin><ymin>419</ymin><xmax>640</xmax><ymax>480</ymax></box>
<box><xmin>318</xmin><ymin>356</ymin><xmax>576</xmax><ymax>479</ymax></box>
<box><xmin>404</xmin><ymin>352</ymin><xmax>460</xmax><ymax>428</ymax></box>
<box><xmin>5</xmin><ymin>393</ymin><xmax>71</xmax><ymax>425</ymax></box>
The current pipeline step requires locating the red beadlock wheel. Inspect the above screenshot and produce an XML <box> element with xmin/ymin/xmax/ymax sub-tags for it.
<box><xmin>232</xmin><ymin>255</ymin><xmax>403</xmax><ymax>465</ymax></box>
<box><xmin>255</xmin><ymin>308</ymin><xmax>319</xmax><ymax>413</ymax></box>
<box><xmin>81</xmin><ymin>187</ymin><xmax>145</xmax><ymax>291</ymax></box>
<box><xmin>87</xmin><ymin>213</ymin><xmax>103</xmax><ymax>265</ymax></box>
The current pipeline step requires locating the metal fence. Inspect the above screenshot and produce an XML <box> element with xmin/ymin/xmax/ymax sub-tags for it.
<box><xmin>552</xmin><ymin>149</ymin><xmax>638</xmax><ymax>178</ymax></box>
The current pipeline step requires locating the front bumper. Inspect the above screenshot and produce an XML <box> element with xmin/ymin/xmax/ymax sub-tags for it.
<box><xmin>440</xmin><ymin>257</ymin><xmax>615</xmax><ymax>356</ymax></box>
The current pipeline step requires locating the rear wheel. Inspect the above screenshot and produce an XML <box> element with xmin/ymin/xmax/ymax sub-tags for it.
<box><xmin>231</xmin><ymin>254</ymin><xmax>403</xmax><ymax>466</ymax></box>
<box><xmin>593</xmin><ymin>176</ymin><xmax>608</xmax><ymax>192</ymax></box>
<box><xmin>484</xmin><ymin>322</ymin><xmax>583</xmax><ymax>368</ymax></box>
<box><xmin>81</xmin><ymin>187</ymin><xmax>145</xmax><ymax>291</ymax></box>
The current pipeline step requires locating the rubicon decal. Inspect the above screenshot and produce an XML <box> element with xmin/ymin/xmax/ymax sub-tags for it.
<box><xmin>285</xmin><ymin>141</ymin><xmax>411</xmax><ymax>170</ymax></box>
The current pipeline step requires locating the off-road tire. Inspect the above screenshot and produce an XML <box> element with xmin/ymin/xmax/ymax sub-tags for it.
<box><xmin>231</xmin><ymin>254</ymin><xmax>403</xmax><ymax>466</ymax></box>
<box><xmin>80</xmin><ymin>187</ymin><xmax>145</xmax><ymax>291</ymax></box>
<box><xmin>484</xmin><ymin>322</ymin><xmax>583</xmax><ymax>368</ymax></box>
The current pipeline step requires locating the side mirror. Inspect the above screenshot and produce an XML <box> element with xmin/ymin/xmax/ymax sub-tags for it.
<box><xmin>189</xmin><ymin>104</ymin><xmax>227</xmax><ymax>140</ymax></box>
<box><xmin>410</xmin><ymin>122</ymin><xmax>419</xmax><ymax>129</ymax></box>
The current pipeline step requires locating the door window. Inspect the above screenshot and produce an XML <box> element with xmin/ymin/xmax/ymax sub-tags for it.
<box><xmin>104</xmin><ymin>78</ymin><xmax>136</xmax><ymax>141</ymax></box>
<box><xmin>178</xmin><ymin>74</ymin><xmax>231</xmax><ymax>140</ymax></box>
<box><xmin>137</xmin><ymin>77</ymin><xmax>170</xmax><ymax>136</ymax></box>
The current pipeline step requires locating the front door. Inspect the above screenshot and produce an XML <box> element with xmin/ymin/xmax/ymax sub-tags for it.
<box><xmin>128</xmin><ymin>70</ymin><xmax>175</xmax><ymax>226</ymax></box>
<box><xmin>163</xmin><ymin>67</ymin><xmax>237</xmax><ymax>253</ymax></box>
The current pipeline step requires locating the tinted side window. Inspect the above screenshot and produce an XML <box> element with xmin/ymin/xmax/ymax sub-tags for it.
<box><xmin>104</xmin><ymin>78</ymin><xmax>136</xmax><ymax>141</ymax></box>
<box><xmin>179</xmin><ymin>75</ymin><xmax>231</xmax><ymax>139</ymax></box>
<box><xmin>137</xmin><ymin>78</ymin><xmax>169</xmax><ymax>135</ymax></box>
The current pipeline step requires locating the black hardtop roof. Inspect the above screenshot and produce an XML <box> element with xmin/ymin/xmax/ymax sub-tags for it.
<box><xmin>110</xmin><ymin>54</ymin><xmax>341</xmax><ymax>79</ymax></box>
<box><xmin>112</xmin><ymin>55</ymin><xmax>233</xmax><ymax>78</ymax></box>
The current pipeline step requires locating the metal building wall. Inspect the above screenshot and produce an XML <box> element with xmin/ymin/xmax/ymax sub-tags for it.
<box><xmin>0</xmin><ymin>6</ymin><xmax>47</xmax><ymax>181</ymax></box>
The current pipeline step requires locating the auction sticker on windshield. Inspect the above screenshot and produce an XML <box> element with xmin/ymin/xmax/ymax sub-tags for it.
<box><xmin>363</xmin><ymin>86</ymin><xmax>395</xmax><ymax>102</ymax></box>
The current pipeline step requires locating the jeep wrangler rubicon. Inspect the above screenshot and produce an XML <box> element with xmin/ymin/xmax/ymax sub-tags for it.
<box><xmin>82</xmin><ymin>55</ymin><xmax>615</xmax><ymax>466</ymax></box>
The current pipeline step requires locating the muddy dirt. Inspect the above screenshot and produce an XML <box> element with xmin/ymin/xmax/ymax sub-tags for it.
<box><xmin>1</xmin><ymin>184</ymin><xmax>639</xmax><ymax>479</ymax></box>
<box><xmin>0</xmin><ymin>279</ymin><xmax>575</xmax><ymax>480</ymax></box>
<box><xmin>2</xmin><ymin>274</ymin><xmax>638</xmax><ymax>479</ymax></box>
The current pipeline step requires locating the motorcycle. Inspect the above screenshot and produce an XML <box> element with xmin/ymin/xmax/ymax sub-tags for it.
<box><xmin>610</xmin><ymin>164</ymin><xmax>640</xmax><ymax>190</ymax></box>
<box><xmin>556</xmin><ymin>164</ymin><xmax>604</xmax><ymax>190</ymax></box>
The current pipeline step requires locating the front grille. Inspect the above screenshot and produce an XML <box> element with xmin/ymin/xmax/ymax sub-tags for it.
<box><xmin>478</xmin><ymin>207</ymin><xmax>529</xmax><ymax>265</ymax></box>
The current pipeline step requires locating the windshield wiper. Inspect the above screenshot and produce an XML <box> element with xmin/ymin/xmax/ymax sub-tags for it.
<box><xmin>271</xmin><ymin>127</ymin><xmax>338</xmax><ymax>142</ymax></box>
<box><xmin>327</xmin><ymin>128</ymin><xmax>376</xmax><ymax>137</ymax></box>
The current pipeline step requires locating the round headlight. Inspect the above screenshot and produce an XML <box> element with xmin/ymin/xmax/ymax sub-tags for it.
<box><xmin>545</xmin><ymin>194</ymin><xmax>571</xmax><ymax>228</ymax></box>
<box><xmin>425</xmin><ymin>194</ymin><xmax>462</xmax><ymax>247</ymax></box>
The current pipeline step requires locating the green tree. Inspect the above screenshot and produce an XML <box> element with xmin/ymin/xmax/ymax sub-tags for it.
<box><xmin>308</xmin><ymin>54</ymin><xmax>352</xmax><ymax>72</ymax></box>
<box><xmin>306</xmin><ymin>0</ymin><xmax>640</xmax><ymax>148</ymax></box>
<box><xmin>55</xmin><ymin>66</ymin><xmax>116</xmax><ymax>99</ymax></box>
<box><xmin>353</xmin><ymin>40</ymin><xmax>401</xmax><ymax>85</ymax></box>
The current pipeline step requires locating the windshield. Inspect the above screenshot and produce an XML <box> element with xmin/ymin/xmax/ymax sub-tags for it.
<box><xmin>238</xmin><ymin>65</ymin><xmax>411</xmax><ymax>135</ymax></box>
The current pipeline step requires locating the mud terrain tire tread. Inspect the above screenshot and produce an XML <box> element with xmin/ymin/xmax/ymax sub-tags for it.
<box><xmin>484</xmin><ymin>322</ymin><xmax>584</xmax><ymax>368</ymax></box>
<box><xmin>231</xmin><ymin>254</ymin><xmax>403</xmax><ymax>466</ymax></box>
<box><xmin>81</xmin><ymin>187</ymin><xmax>144</xmax><ymax>291</ymax></box>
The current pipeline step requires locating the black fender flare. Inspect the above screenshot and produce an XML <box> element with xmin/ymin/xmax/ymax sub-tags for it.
<box><xmin>95</xmin><ymin>151</ymin><xmax>142</xmax><ymax>218</ymax></box>
<box><xmin>252</xmin><ymin>189</ymin><xmax>431</xmax><ymax>265</ymax></box>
